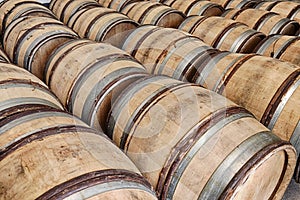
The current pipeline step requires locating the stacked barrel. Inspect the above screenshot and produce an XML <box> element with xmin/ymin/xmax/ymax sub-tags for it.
<box><xmin>0</xmin><ymin>0</ymin><xmax>299</xmax><ymax>200</ymax></box>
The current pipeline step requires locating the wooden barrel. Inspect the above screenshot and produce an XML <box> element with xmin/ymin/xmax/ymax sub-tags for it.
<box><xmin>191</xmin><ymin>53</ymin><xmax>300</xmax><ymax>179</ymax></box>
<box><xmin>0</xmin><ymin>0</ymin><xmax>56</xmax><ymax>35</ymax></box>
<box><xmin>255</xmin><ymin>1</ymin><xmax>300</xmax><ymax>21</ymax></box>
<box><xmin>121</xmin><ymin>1</ymin><xmax>186</xmax><ymax>28</ymax></box>
<box><xmin>162</xmin><ymin>0</ymin><xmax>224</xmax><ymax>16</ymax></box>
<box><xmin>0</xmin><ymin>47</ymin><xmax>10</xmax><ymax>63</ymax></box>
<box><xmin>224</xmin><ymin>0</ymin><xmax>259</xmax><ymax>9</ymax></box>
<box><xmin>223</xmin><ymin>8</ymin><xmax>300</xmax><ymax>36</ymax></box>
<box><xmin>0</xmin><ymin>108</ymin><xmax>157</xmax><ymax>200</ymax></box>
<box><xmin>2</xmin><ymin>16</ymin><xmax>78</xmax><ymax>80</ymax></box>
<box><xmin>179</xmin><ymin>16</ymin><xmax>265</xmax><ymax>53</ymax></box>
<box><xmin>98</xmin><ymin>0</ymin><xmax>141</xmax><ymax>11</ymax></box>
<box><xmin>49</xmin><ymin>0</ymin><xmax>101</xmax><ymax>24</ymax></box>
<box><xmin>0</xmin><ymin>62</ymin><xmax>63</xmax><ymax>114</ymax></box>
<box><xmin>122</xmin><ymin>25</ymin><xmax>216</xmax><ymax>82</ymax></box>
<box><xmin>254</xmin><ymin>1</ymin><xmax>279</xmax><ymax>11</ymax></box>
<box><xmin>209</xmin><ymin>0</ymin><xmax>230</xmax><ymax>8</ymax></box>
<box><xmin>107</xmin><ymin>75</ymin><xmax>296</xmax><ymax>200</ymax></box>
<box><xmin>45</xmin><ymin>39</ymin><xmax>147</xmax><ymax>132</ymax></box>
<box><xmin>66</xmin><ymin>6</ymin><xmax>138</xmax><ymax>48</ymax></box>
<box><xmin>254</xmin><ymin>35</ymin><xmax>300</xmax><ymax>66</ymax></box>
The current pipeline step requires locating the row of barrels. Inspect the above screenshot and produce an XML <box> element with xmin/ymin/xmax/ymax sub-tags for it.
<box><xmin>210</xmin><ymin>0</ymin><xmax>300</xmax><ymax>23</ymax></box>
<box><xmin>0</xmin><ymin>55</ymin><xmax>157</xmax><ymax>199</ymax></box>
<box><xmin>0</xmin><ymin>0</ymin><xmax>299</xmax><ymax>199</ymax></box>
<box><xmin>48</xmin><ymin>0</ymin><xmax>300</xmax><ymax>65</ymax></box>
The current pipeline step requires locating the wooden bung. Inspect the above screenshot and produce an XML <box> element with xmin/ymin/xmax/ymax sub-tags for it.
<box><xmin>223</xmin><ymin>8</ymin><xmax>300</xmax><ymax>36</ymax></box>
<box><xmin>2</xmin><ymin>16</ymin><xmax>78</xmax><ymax>80</ymax></box>
<box><xmin>0</xmin><ymin>108</ymin><xmax>157</xmax><ymax>200</ymax></box>
<box><xmin>107</xmin><ymin>75</ymin><xmax>296</xmax><ymax>200</ymax></box>
<box><xmin>179</xmin><ymin>15</ymin><xmax>265</xmax><ymax>53</ymax></box>
<box><xmin>122</xmin><ymin>25</ymin><xmax>215</xmax><ymax>82</ymax></box>
<box><xmin>49</xmin><ymin>0</ymin><xmax>101</xmax><ymax>24</ymax></box>
<box><xmin>67</xmin><ymin>6</ymin><xmax>138</xmax><ymax>48</ymax></box>
<box><xmin>121</xmin><ymin>1</ymin><xmax>186</xmax><ymax>28</ymax></box>
<box><xmin>0</xmin><ymin>62</ymin><xmax>63</xmax><ymax>113</ymax></box>
<box><xmin>162</xmin><ymin>0</ymin><xmax>224</xmax><ymax>17</ymax></box>
<box><xmin>254</xmin><ymin>35</ymin><xmax>300</xmax><ymax>66</ymax></box>
<box><xmin>45</xmin><ymin>39</ymin><xmax>147</xmax><ymax>132</ymax></box>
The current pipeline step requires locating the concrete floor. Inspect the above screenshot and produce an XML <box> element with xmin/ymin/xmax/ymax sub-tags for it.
<box><xmin>283</xmin><ymin>180</ymin><xmax>300</xmax><ymax>200</ymax></box>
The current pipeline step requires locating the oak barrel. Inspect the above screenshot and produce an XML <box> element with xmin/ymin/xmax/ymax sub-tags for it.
<box><xmin>162</xmin><ymin>0</ymin><xmax>224</xmax><ymax>17</ymax></box>
<box><xmin>66</xmin><ymin>6</ymin><xmax>138</xmax><ymax>48</ymax></box>
<box><xmin>49</xmin><ymin>0</ymin><xmax>101</xmax><ymax>24</ymax></box>
<box><xmin>179</xmin><ymin>15</ymin><xmax>265</xmax><ymax>53</ymax></box>
<box><xmin>98</xmin><ymin>0</ymin><xmax>141</xmax><ymax>11</ymax></box>
<box><xmin>108</xmin><ymin>75</ymin><xmax>296</xmax><ymax>200</ymax></box>
<box><xmin>121</xmin><ymin>1</ymin><xmax>186</xmax><ymax>28</ymax></box>
<box><xmin>0</xmin><ymin>0</ymin><xmax>56</xmax><ymax>35</ymax></box>
<box><xmin>191</xmin><ymin>53</ymin><xmax>300</xmax><ymax>180</ymax></box>
<box><xmin>0</xmin><ymin>47</ymin><xmax>10</xmax><ymax>63</ymax></box>
<box><xmin>223</xmin><ymin>8</ymin><xmax>300</xmax><ymax>36</ymax></box>
<box><xmin>2</xmin><ymin>16</ymin><xmax>78</xmax><ymax>80</ymax></box>
<box><xmin>0</xmin><ymin>108</ymin><xmax>157</xmax><ymax>200</ymax></box>
<box><xmin>45</xmin><ymin>39</ymin><xmax>147</xmax><ymax>132</ymax></box>
<box><xmin>255</xmin><ymin>1</ymin><xmax>300</xmax><ymax>22</ymax></box>
<box><xmin>0</xmin><ymin>62</ymin><xmax>63</xmax><ymax>114</ymax></box>
<box><xmin>224</xmin><ymin>0</ymin><xmax>259</xmax><ymax>9</ymax></box>
<box><xmin>122</xmin><ymin>25</ymin><xmax>215</xmax><ymax>82</ymax></box>
<box><xmin>254</xmin><ymin>34</ymin><xmax>300</xmax><ymax>66</ymax></box>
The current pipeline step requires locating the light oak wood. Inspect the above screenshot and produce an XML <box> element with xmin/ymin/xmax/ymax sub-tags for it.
<box><xmin>45</xmin><ymin>39</ymin><xmax>146</xmax><ymax>132</ymax></box>
<box><xmin>97</xmin><ymin>0</ymin><xmax>141</xmax><ymax>11</ymax></box>
<box><xmin>67</xmin><ymin>6</ymin><xmax>138</xmax><ymax>48</ymax></box>
<box><xmin>0</xmin><ymin>62</ymin><xmax>63</xmax><ymax>113</ymax></box>
<box><xmin>108</xmin><ymin>75</ymin><xmax>296</xmax><ymax>200</ymax></box>
<box><xmin>255</xmin><ymin>1</ymin><xmax>300</xmax><ymax>22</ymax></box>
<box><xmin>49</xmin><ymin>0</ymin><xmax>101</xmax><ymax>24</ymax></box>
<box><xmin>0</xmin><ymin>109</ymin><xmax>157</xmax><ymax>200</ymax></box>
<box><xmin>121</xmin><ymin>1</ymin><xmax>186</xmax><ymax>28</ymax></box>
<box><xmin>179</xmin><ymin>16</ymin><xmax>265</xmax><ymax>53</ymax></box>
<box><xmin>122</xmin><ymin>25</ymin><xmax>214</xmax><ymax>81</ymax></box>
<box><xmin>162</xmin><ymin>0</ymin><xmax>224</xmax><ymax>16</ymax></box>
<box><xmin>224</xmin><ymin>0</ymin><xmax>259</xmax><ymax>9</ymax></box>
<box><xmin>2</xmin><ymin>16</ymin><xmax>78</xmax><ymax>80</ymax></box>
<box><xmin>0</xmin><ymin>48</ymin><xmax>10</xmax><ymax>63</ymax></box>
<box><xmin>254</xmin><ymin>35</ymin><xmax>300</xmax><ymax>66</ymax></box>
<box><xmin>223</xmin><ymin>8</ymin><xmax>300</xmax><ymax>35</ymax></box>
<box><xmin>0</xmin><ymin>0</ymin><xmax>55</xmax><ymax>35</ymax></box>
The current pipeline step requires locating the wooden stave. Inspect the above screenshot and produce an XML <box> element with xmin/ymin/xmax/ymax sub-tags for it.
<box><xmin>107</xmin><ymin>75</ymin><xmax>296</xmax><ymax>200</ymax></box>
<box><xmin>223</xmin><ymin>8</ymin><xmax>300</xmax><ymax>36</ymax></box>
<box><xmin>0</xmin><ymin>62</ymin><xmax>63</xmax><ymax>111</ymax></box>
<box><xmin>121</xmin><ymin>25</ymin><xmax>214</xmax><ymax>80</ymax></box>
<box><xmin>187</xmin><ymin>0</ymin><xmax>224</xmax><ymax>17</ymax></box>
<box><xmin>0</xmin><ymin>48</ymin><xmax>10</xmax><ymax>63</ymax></box>
<box><xmin>254</xmin><ymin>34</ymin><xmax>300</xmax><ymax>66</ymax></box>
<box><xmin>3</xmin><ymin>16</ymin><xmax>78</xmax><ymax>80</ymax></box>
<box><xmin>50</xmin><ymin>0</ymin><xmax>101</xmax><ymax>24</ymax></box>
<box><xmin>1</xmin><ymin>1</ymin><xmax>56</xmax><ymax>36</ymax></box>
<box><xmin>98</xmin><ymin>0</ymin><xmax>142</xmax><ymax>11</ymax></box>
<box><xmin>0</xmin><ymin>111</ymin><xmax>157</xmax><ymax>200</ymax></box>
<box><xmin>225</xmin><ymin>0</ymin><xmax>259</xmax><ymax>9</ymax></box>
<box><xmin>67</xmin><ymin>6</ymin><xmax>138</xmax><ymax>48</ymax></box>
<box><xmin>179</xmin><ymin>16</ymin><xmax>265</xmax><ymax>53</ymax></box>
<box><xmin>45</xmin><ymin>39</ymin><xmax>147</xmax><ymax>131</ymax></box>
<box><xmin>121</xmin><ymin>1</ymin><xmax>186</xmax><ymax>28</ymax></box>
